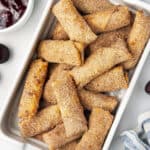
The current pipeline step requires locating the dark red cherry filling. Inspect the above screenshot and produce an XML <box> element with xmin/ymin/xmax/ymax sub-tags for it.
<box><xmin>0</xmin><ymin>11</ymin><xmax>13</xmax><ymax>28</ymax></box>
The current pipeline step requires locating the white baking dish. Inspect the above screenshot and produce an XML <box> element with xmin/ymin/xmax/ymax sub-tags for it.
<box><xmin>0</xmin><ymin>0</ymin><xmax>150</xmax><ymax>150</ymax></box>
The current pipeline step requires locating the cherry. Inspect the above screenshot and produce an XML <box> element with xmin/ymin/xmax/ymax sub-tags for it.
<box><xmin>0</xmin><ymin>44</ymin><xmax>10</xmax><ymax>64</ymax></box>
<box><xmin>145</xmin><ymin>81</ymin><xmax>150</xmax><ymax>94</ymax></box>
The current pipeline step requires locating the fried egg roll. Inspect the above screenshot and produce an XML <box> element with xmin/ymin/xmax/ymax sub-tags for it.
<box><xmin>51</xmin><ymin>21</ymin><xmax>69</xmax><ymax>40</ymax></box>
<box><xmin>72</xmin><ymin>0</ymin><xmax>114</xmax><ymax>14</ymax></box>
<box><xmin>86</xmin><ymin>66</ymin><xmax>129</xmax><ymax>92</ymax></box>
<box><xmin>43</xmin><ymin>64</ymin><xmax>73</xmax><ymax>104</ymax></box>
<box><xmin>89</xmin><ymin>26</ymin><xmax>131</xmax><ymax>52</ymax></box>
<box><xmin>58</xmin><ymin>141</ymin><xmax>78</xmax><ymax>150</ymax></box>
<box><xmin>43</xmin><ymin>124</ymin><xmax>80</xmax><ymax>149</ymax></box>
<box><xmin>123</xmin><ymin>11</ymin><xmax>150</xmax><ymax>69</ymax></box>
<box><xmin>52</xmin><ymin>0</ymin><xmax>97</xmax><ymax>44</ymax></box>
<box><xmin>76</xmin><ymin>108</ymin><xmax>113</xmax><ymax>150</ymax></box>
<box><xmin>78</xmin><ymin>89</ymin><xmax>118</xmax><ymax>112</ymax></box>
<box><xmin>38</xmin><ymin>40</ymin><xmax>84</xmax><ymax>66</ymax></box>
<box><xmin>85</xmin><ymin>6</ymin><xmax>131</xmax><ymax>34</ymax></box>
<box><xmin>18</xmin><ymin>59</ymin><xmax>48</xmax><ymax>119</ymax></box>
<box><xmin>51</xmin><ymin>15</ymin><xmax>130</xmax><ymax>42</ymax></box>
<box><xmin>71</xmin><ymin>39</ymin><xmax>131</xmax><ymax>88</ymax></box>
<box><xmin>19</xmin><ymin>105</ymin><xmax>62</xmax><ymax>137</ymax></box>
<box><xmin>52</xmin><ymin>71</ymin><xmax>87</xmax><ymax>137</ymax></box>
<box><xmin>44</xmin><ymin>87</ymin><xmax>117</xmax><ymax>112</ymax></box>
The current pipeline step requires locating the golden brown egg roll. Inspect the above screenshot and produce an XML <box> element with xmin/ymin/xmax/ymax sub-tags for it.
<box><xmin>38</xmin><ymin>40</ymin><xmax>85</xmax><ymax>66</ymax></box>
<box><xmin>52</xmin><ymin>0</ymin><xmax>97</xmax><ymax>44</ymax></box>
<box><xmin>52</xmin><ymin>71</ymin><xmax>87</xmax><ymax>137</ymax></box>
<box><xmin>123</xmin><ymin>11</ymin><xmax>150</xmax><ymax>69</ymax></box>
<box><xmin>43</xmin><ymin>64</ymin><xmax>73</xmax><ymax>104</ymax></box>
<box><xmin>44</xmin><ymin>87</ymin><xmax>117</xmax><ymax>112</ymax></box>
<box><xmin>78</xmin><ymin>89</ymin><xmax>118</xmax><ymax>112</ymax></box>
<box><xmin>51</xmin><ymin>15</ymin><xmax>130</xmax><ymax>41</ymax></box>
<box><xmin>86</xmin><ymin>66</ymin><xmax>129</xmax><ymax>92</ymax></box>
<box><xmin>75</xmin><ymin>108</ymin><xmax>113</xmax><ymax>150</ymax></box>
<box><xmin>43</xmin><ymin>124</ymin><xmax>80</xmax><ymax>150</ymax></box>
<box><xmin>89</xmin><ymin>26</ymin><xmax>131</xmax><ymax>52</ymax></box>
<box><xmin>70</xmin><ymin>39</ymin><xmax>131</xmax><ymax>88</ymax></box>
<box><xmin>51</xmin><ymin>21</ymin><xmax>69</xmax><ymax>40</ymax></box>
<box><xmin>18</xmin><ymin>59</ymin><xmax>48</xmax><ymax>119</ymax></box>
<box><xmin>84</xmin><ymin>6</ymin><xmax>131</xmax><ymax>34</ymax></box>
<box><xmin>19</xmin><ymin>105</ymin><xmax>62</xmax><ymax>137</ymax></box>
<box><xmin>72</xmin><ymin>0</ymin><xmax>114</xmax><ymax>14</ymax></box>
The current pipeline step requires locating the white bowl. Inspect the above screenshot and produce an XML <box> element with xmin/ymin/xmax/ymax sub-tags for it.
<box><xmin>0</xmin><ymin>0</ymin><xmax>34</xmax><ymax>33</ymax></box>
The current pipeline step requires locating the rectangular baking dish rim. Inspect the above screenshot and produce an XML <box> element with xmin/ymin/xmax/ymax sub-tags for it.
<box><xmin>0</xmin><ymin>0</ymin><xmax>150</xmax><ymax>150</ymax></box>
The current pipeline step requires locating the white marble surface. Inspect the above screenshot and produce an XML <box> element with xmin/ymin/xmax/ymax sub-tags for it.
<box><xmin>0</xmin><ymin>0</ymin><xmax>150</xmax><ymax>150</ymax></box>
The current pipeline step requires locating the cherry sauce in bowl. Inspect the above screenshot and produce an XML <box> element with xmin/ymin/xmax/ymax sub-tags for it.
<box><xmin>0</xmin><ymin>0</ymin><xmax>28</xmax><ymax>29</ymax></box>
